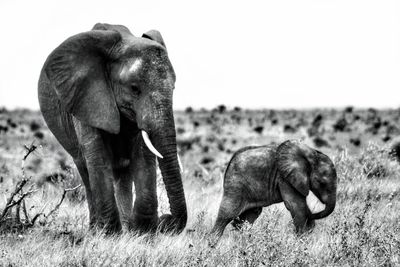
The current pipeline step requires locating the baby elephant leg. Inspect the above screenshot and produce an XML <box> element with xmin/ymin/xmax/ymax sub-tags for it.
<box><xmin>209</xmin><ymin>194</ymin><xmax>244</xmax><ymax>246</ymax></box>
<box><xmin>232</xmin><ymin>207</ymin><xmax>263</xmax><ymax>230</ymax></box>
<box><xmin>280</xmin><ymin>182</ymin><xmax>313</xmax><ymax>234</ymax></box>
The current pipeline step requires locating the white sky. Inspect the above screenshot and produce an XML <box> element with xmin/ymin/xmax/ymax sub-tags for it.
<box><xmin>0</xmin><ymin>0</ymin><xmax>399</xmax><ymax>110</ymax></box>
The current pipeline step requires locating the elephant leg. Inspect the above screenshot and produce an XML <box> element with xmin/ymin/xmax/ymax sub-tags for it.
<box><xmin>209</xmin><ymin>194</ymin><xmax>244</xmax><ymax>246</ymax></box>
<box><xmin>73</xmin><ymin>157</ymin><xmax>95</xmax><ymax>226</ymax></box>
<box><xmin>76</xmin><ymin>123</ymin><xmax>121</xmax><ymax>233</ymax></box>
<box><xmin>113</xmin><ymin>168</ymin><xmax>133</xmax><ymax>232</ymax></box>
<box><xmin>306</xmin><ymin>217</ymin><xmax>315</xmax><ymax>229</ymax></box>
<box><xmin>231</xmin><ymin>207</ymin><xmax>263</xmax><ymax>230</ymax></box>
<box><xmin>280</xmin><ymin>182</ymin><xmax>312</xmax><ymax>234</ymax></box>
<box><xmin>131</xmin><ymin>139</ymin><xmax>158</xmax><ymax>233</ymax></box>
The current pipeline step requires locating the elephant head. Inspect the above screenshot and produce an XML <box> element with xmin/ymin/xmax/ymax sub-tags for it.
<box><xmin>43</xmin><ymin>23</ymin><xmax>186</xmax><ymax>232</ymax></box>
<box><xmin>277</xmin><ymin>140</ymin><xmax>337</xmax><ymax>220</ymax></box>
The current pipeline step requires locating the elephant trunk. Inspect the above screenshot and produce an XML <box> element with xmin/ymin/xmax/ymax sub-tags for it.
<box><xmin>309</xmin><ymin>193</ymin><xmax>336</xmax><ymax>220</ymax></box>
<box><xmin>148</xmin><ymin>105</ymin><xmax>187</xmax><ymax>233</ymax></box>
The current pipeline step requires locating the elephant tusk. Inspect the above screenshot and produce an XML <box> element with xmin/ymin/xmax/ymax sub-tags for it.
<box><xmin>177</xmin><ymin>154</ymin><xmax>183</xmax><ymax>172</ymax></box>
<box><xmin>141</xmin><ymin>130</ymin><xmax>164</xmax><ymax>159</ymax></box>
<box><xmin>306</xmin><ymin>191</ymin><xmax>326</xmax><ymax>214</ymax></box>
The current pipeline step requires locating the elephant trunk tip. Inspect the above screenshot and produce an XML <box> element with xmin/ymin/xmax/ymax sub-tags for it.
<box><xmin>310</xmin><ymin>202</ymin><xmax>335</xmax><ymax>220</ymax></box>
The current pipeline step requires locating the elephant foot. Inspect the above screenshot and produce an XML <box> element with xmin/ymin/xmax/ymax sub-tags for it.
<box><xmin>306</xmin><ymin>218</ymin><xmax>315</xmax><ymax>229</ymax></box>
<box><xmin>294</xmin><ymin>220</ymin><xmax>315</xmax><ymax>235</ymax></box>
<box><xmin>131</xmin><ymin>213</ymin><xmax>158</xmax><ymax>234</ymax></box>
<box><xmin>89</xmin><ymin>223</ymin><xmax>121</xmax><ymax>235</ymax></box>
<box><xmin>89</xmin><ymin>216</ymin><xmax>122</xmax><ymax>235</ymax></box>
<box><xmin>157</xmin><ymin>214</ymin><xmax>186</xmax><ymax>234</ymax></box>
<box><xmin>208</xmin><ymin>235</ymin><xmax>220</xmax><ymax>248</ymax></box>
<box><xmin>231</xmin><ymin>207</ymin><xmax>262</xmax><ymax>230</ymax></box>
<box><xmin>231</xmin><ymin>217</ymin><xmax>245</xmax><ymax>230</ymax></box>
<box><xmin>102</xmin><ymin>221</ymin><xmax>122</xmax><ymax>235</ymax></box>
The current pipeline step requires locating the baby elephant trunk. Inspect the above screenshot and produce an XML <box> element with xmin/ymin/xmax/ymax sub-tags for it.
<box><xmin>309</xmin><ymin>193</ymin><xmax>336</xmax><ymax>220</ymax></box>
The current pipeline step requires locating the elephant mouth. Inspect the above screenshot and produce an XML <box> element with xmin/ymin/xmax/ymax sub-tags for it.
<box><xmin>119</xmin><ymin>105</ymin><xmax>137</xmax><ymax>122</ymax></box>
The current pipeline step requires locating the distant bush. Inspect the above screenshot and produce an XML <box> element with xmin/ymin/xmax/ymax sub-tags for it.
<box><xmin>217</xmin><ymin>142</ymin><xmax>225</xmax><ymax>152</ymax></box>
<box><xmin>7</xmin><ymin>118</ymin><xmax>17</xmax><ymax>128</ymax></box>
<box><xmin>0</xmin><ymin>125</ymin><xmax>8</xmax><ymax>133</ymax></box>
<box><xmin>312</xmin><ymin>114</ymin><xmax>323</xmax><ymax>127</ymax></box>
<box><xmin>313</xmin><ymin>136</ymin><xmax>330</xmax><ymax>148</ymax></box>
<box><xmin>185</xmin><ymin>106</ymin><xmax>193</xmax><ymax>113</ymax></box>
<box><xmin>350</xmin><ymin>137</ymin><xmax>361</xmax><ymax>147</ymax></box>
<box><xmin>216</xmin><ymin>105</ymin><xmax>226</xmax><ymax>113</ymax></box>
<box><xmin>382</xmin><ymin>135</ymin><xmax>391</xmax><ymax>143</ymax></box>
<box><xmin>29</xmin><ymin>121</ymin><xmax>41</xmax><ymax>131</ymax></box>
<box><xmin>34</xmin><ymin>131</ymin><xmax>44</xmax><ymax>139</ymax></box>
<box><xmin>176</xmin><ymin>127</ymin><xmax>185</xmax><ymax>135</ymax></box>
<box><xmin>333</xmin><ymin>117</ymin><xmax>349</xmax><ymax>132</ymax></box>
<box><xmin>253</xmin><ymin>126</ymin><xmax>264</xmax><ymax>134</ymax></box>
<box><xmin>283</xmin><ymin>124</ymin><xmax>296</xmax><ymax>133</ymax></box>
<box><xmin>200</xmin><ymin>156</ymin><xmax>214</xmax><ymax>165</ymax></box>
<box><xmin>177</xmin><ymin>136</ymin><xmax>200</xmax><ymax>153</ymax></box>
<box><xmin>344</xmin><ymin>106</ymin><xmax>354</xmax><ymax>113</ymax></box>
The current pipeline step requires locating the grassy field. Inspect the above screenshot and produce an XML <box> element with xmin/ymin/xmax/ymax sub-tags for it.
<box><xmin>1</xmin><ymin>107</ymin><xmax>400</xmax><ymax>266</ymax></box>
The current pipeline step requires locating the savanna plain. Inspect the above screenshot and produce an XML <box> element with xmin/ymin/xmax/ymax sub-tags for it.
<box><xmin>1</xmin><ymin>106</ymin><xmax>400</xmax><ymax>266</ymax></box>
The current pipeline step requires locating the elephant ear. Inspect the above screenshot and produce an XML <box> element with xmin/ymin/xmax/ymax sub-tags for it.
<box><xmin>45</xmin><ymin>30</ymin><xmax>122</xmax><ymax>134</ymax></box>
<box><xmin>142</xmin><ymin>30</ymin><xmax>166</xmax><ymax>48</ymax></box>
<box><xmin>277</xmin><ymin>140</ymin><xmax>311</xmax><ymax>196</ymax></box>
<box><xmin>92</xmin><ymin>23</ymin><xmax>132</xmax><ymax>35</ymax></box>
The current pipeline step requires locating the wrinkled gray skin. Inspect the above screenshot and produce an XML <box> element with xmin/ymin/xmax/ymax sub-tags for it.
<box><xmin>38</xmin><ymin>23</ymin><xmax>187</xmax><ymax>234</ymax></box>
<box><xmin>210</xmin><ymin>140</ymin><xmax>337</xmax><ymax>243</ymax></box>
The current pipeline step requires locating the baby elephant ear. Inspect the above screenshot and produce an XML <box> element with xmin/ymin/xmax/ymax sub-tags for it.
<box><xmin>142</xmin><ymin>30</ymin><xmax>166</xmax><ymax>48</ymax></box>
<box><xmin>45</xmin><ymin>30</ymin><xmax>122</xmax><ymax>134</ymax></box>
<box><xmin>92</xmin><ymin>23</ymin><xmax>132</xmax><ymax>35</ymax></box>
<box><xmin>277</xmin><ymin>141</ymin><xmax>310</xmax><ymax>197</ymax></box>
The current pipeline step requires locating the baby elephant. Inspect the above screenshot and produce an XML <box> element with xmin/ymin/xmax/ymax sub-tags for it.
<box><xmin>210</xmin><ymin>140</ymin><xmax>337</xmax><ymax>242</ymax></box>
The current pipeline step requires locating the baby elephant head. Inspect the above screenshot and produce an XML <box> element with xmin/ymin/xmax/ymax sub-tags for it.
<box><xmin>308</xmin><ymin>151</ymin><xmax>337</xmax><ymax>220</ymax></box>
<box><xmin>278</xmin><ymin>140</ymin><xmax>337</xmax><ymax>220</ymax></box>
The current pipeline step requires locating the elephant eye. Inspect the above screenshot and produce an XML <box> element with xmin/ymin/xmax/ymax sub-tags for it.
<box><xmin>131</xmin><ymin>84</ymin><xmax>141</xmax><ymax>95</ymax></box>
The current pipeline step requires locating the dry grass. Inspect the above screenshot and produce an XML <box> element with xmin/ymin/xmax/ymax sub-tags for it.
<box><xmin>1</xmin><ymin>107</ymin><xmax>400</xmax><ymax>266</ymax></box>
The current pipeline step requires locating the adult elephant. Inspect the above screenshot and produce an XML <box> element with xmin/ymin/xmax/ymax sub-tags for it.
<box><xmin>38</xmin><ymin>23</ymin><xmax>187</xmax><ymax>234</ymax></box>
